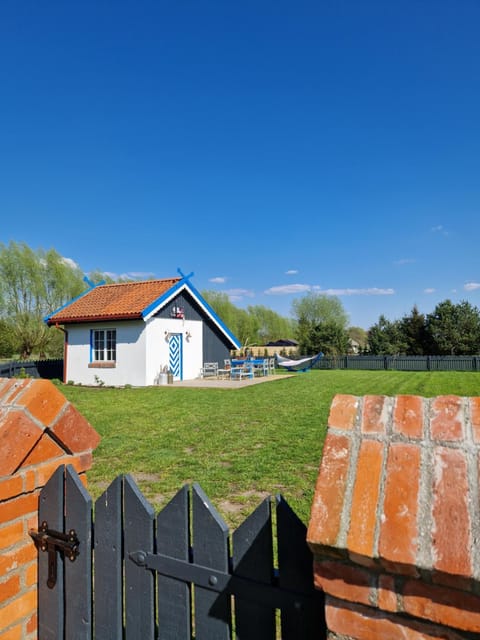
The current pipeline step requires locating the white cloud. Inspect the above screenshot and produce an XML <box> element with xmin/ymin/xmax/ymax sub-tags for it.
<box><xmin>265</xmin><ymin>284</ymin><xmax>394</xmax><ymax>296</ymax></box>
<box><xmin>265</xmin><ymin>284</ymin><xmax>312</xmax><ymax>295</ymax></box>
<box><xmin>209</xmin><ymin>276</ymin><xmax>227</xmax><ymax>284</ymax></box>
<box><xmin>321</xmin><ymin>288</ymin><xmax>395</xmax><ymax>296</ymax></box>
<box><xmin>125</xmin><ymin>272</ymin><xmax>155</xmax><ymax>279</ymax></box>
<box><xmin>424</xmin><ymin>288</ymin><xmax>436</xmax><ymax>294</ymax></box>
<box><xmin>285</xmin><ymin>269</ymin><xmax>298</xmax><ymax>275</ymax></box>
<box><xmin>394</xmin><ymin>258</ymin><xmax>416</xmax><ymax>266</ymax></box>
<box><xmin>464</xmin><ymin>282</ymin><xmax>480</xmax><ymax>291</ymax></box>
<box><xmin>225</xmin><ymin>288</ymin><xmax>255</xmax><ymax>301</ymax></box>
<box><xmin>62</xmin><ymin>257</ymin><xmax>79</xmax><ymax>270</ymax></box>
<box><xmin>431</xmin><ymin>225</ymin><xmax>450</xmax><ymax>236</ymax></box>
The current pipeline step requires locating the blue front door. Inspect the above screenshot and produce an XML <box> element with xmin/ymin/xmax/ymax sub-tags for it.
<box><xmin>168</xmin><ymin>333</ymin><xmax>183</xmax><ymax>380</ymax></box>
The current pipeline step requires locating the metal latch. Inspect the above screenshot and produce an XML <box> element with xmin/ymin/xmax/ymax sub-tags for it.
<box><xmin>30</xmin><ymin>521</ymin><xmax>79</xmax><ymax>589</ymax></box>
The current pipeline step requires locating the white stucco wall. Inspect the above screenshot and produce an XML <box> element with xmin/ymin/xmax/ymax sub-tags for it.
<box><xmin>65</xmin><ymin>321</ymin><xmax>146</xmax><ymax>386</ymax></box>
<box><xmin>64</xmin><ymin>317</ymin><xmax>205</xmax><ymax>386</ymax></box>
<box><xmin>145</xmin><ymin>317</ymin><xmax>203</xmax><ymax>383</ymax></box>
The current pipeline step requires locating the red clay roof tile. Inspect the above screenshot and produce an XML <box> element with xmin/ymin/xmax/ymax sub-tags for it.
<box><xmin>47</xmin><ymin>278</ymin><xmax>180</xmax><ymax>324</ymax></box>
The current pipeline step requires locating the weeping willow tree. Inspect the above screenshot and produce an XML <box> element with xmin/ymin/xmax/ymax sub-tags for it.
<box><xmin>0</xmin><ymin>242</ymin><xmax>85</xmax><ymax>358</ymax></box>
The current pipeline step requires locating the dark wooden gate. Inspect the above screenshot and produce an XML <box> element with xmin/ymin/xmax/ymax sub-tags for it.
<box><xmin>32</xmin><ymin>465</ymin><xmax>325</xmax><ymax>639</ymax></box>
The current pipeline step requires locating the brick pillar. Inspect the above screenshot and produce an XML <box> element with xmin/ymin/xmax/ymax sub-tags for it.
<box><xmin>308</xmin><ymin>394</ymin><xmax>480</xmax><ymax>640</ymax></box>
<box><xmin>0</xmin><ymin>378</ymin><xmax>100</xmax><ymax>640</ymax></box>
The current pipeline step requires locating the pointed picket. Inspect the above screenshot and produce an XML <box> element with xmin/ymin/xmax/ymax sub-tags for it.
<box><xmin>64</xmin><ymin>465</ymin><xmax>92</xmax><ymax>639</ymax></box>
<box><xmin>191</xmin><ymin>484</ymin><xmax>231</xmax><ymax>640</ymax></box>
<box><xmin>156</xmin><ymin>485</ymin><xmax>192</xmax><ymax>640</ymax></box>
<box><xmin>94</xmin><ymin>475</ymin><xmax>123</xmax><ymax>640</ymax></box>
<box><xmin>232</xmin><ymin>498</ymin><xmax>276</xmax><ymax>640</ymax></box>
<box><xmin>38</xmin><ymin>465</ymin><xmax>65</xmax><ymax>640</ymax></box>
<box><xmin>124</xmin><ymin>474</ymin><xmax>156</xmax><ymax>640</ymax></box>
<box><xmin>276</xmin><ymin>496</ymin><xmax>325</xmax><ymax>639</ymax></box>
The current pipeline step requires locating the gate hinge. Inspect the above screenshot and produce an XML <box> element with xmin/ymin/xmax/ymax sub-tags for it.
<box><xmin>30</xmin><ymin>521</ymin><xmax>79</xmax><ymax>589</ymax></box>
<box><xmin>129</xmin><ymin>550</ymin><xmax>315</xmax><ymax>610</ymax></box>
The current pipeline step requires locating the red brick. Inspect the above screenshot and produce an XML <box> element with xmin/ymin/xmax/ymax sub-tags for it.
<box><xmin>347</xmin><ymin>439</ymin><xmax>384</xmax><ymax>558</ymax></box>
<box><xmin>402</xmin><ymin>579</ymin><xmax>480</xmax><ymax>632</ymax></box>
<box><xmin>0</xmin><ymin>624</ymin><xmax>23</xmax><ymax>640</ymax></box>
<box><xmin>431</xmin><ymin>396</ymin><xmax>463</xmax><ymax>442</ymax></box>
<box><xmin>0</xmin><ymin>521</ymin><xmax>24</xmax><ymax>551</ymax></box>
<box><xmin>470</xmin><ymin>397</ymin><xmax>480</xmax><ymax>443</ymax></box>
<box><xmin>431</xmin><ymin>447</ymin><xmax>471</xmax><ymax>578</ymax></box>
<box><xmin>50</xmin><ymin>404</ymin><xmax>100</xmax><ymax>454</ymax></box>
<box><xmin>26</xmin><ymin>612</ymin><xmax>37</xmax><ymax>634</ymax></box>
<box><xmin>0</xmin><ymin>493</ymin><xmax>38</xmax><ymax>527</ymax></box>
<box><xmin>15</xmin><ymin>379</ymin><xmax>66</xmax><ymax>427</ymax></box>
<box><xmin>328</xmin><ymin>394</ymin><xmax>358</xmax><ymax>430</ymax></box>
<box><xmin>0</xmin><ymin>379</ymin><xmax>29</xmax><ymax>405</ymax></box>
<box><xmin>0</xmin><ymin>411</ymin><xmax>43</xmax><ymax>475</ymax></box>
<box><xmin>70</xmin><ymin>452</ymin><xmax>93</xmax><ymax>474</ymax></box>
<box><xmin>377</xmin><ymin>574</ymin><xmax>398</xmax><ymax>613</ymax></box>
<box><xmin>393</xmin><ymin>395</ymin><xmax>424</xmax><ymax>438</ymax></box>
<box><xmin>379</xmin><ymin>443</ymin><xmax>420</xmax><ymax>574</ymax></box>
<box><xmin>362</xmin><ymin>396</ymin><xmax>388</xmax><ymax>434</ymax></box>
<box><xmin>325</xmin><ymin>596</ymin><xmax>466</xmax><ymax>640</ymax></box>
<box><xmin>0</xmin><ymin>542</ymin><xmax>37</xmax><ymax>576</ymax></box>
<box><xmin>34</xmin><ymin>457</ymin><xmax>71</xmax><ymax>487</ymax></box>
<box><xmin>25</xmin><ymin>562</ymin><xmax>37</xmax><ymax>588</ymax></box>
<box><xmin>307</xmin><ymin>432</ymin><xmax>351</xmax><ymax>550</ymax></box>
<box><xmin>0</xmin><ymin>590</ymin><xmax>36</xmax><ymax>631</ymax></box>
<box><xmin>0</xmin><ymin>476</ymin><xmax>23</xmax><ymax>502</ymax></box>
<box><xmin>22</xmin><ymin>470</ymin><xmax>36</xmax><ymax>493</ymax></box>
<box><xmin>314</xmin><ymin>560</ymin><xmax>373</xmax><ymax>606</ymax></box>
<box><xmin>20</xmin><ymin>432</ymin><xmax>66</xmax><ymax>467</ymax></box>
<box><xmin>0</xmin><ymin>574</ymin><xmax>21</xmax><ymax>604</ymax></box>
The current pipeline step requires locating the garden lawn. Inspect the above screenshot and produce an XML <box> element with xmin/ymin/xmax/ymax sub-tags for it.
<box><xmin>59</xmin><ymin>369</ymin><xmax>480</xmax><ymax>527</ymax></box>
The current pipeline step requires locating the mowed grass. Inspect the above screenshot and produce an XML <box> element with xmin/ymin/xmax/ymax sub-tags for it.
<box><xmin>60</xmin><ymin>370</ymin><xmax>480</xmax><ymax>527</ymax></box>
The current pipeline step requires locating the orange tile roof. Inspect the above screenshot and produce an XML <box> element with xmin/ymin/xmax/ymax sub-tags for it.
<box><xmin>47</xmin><ymin>278</ymin><xmax>181</xmax><ymax>324</ymax></box>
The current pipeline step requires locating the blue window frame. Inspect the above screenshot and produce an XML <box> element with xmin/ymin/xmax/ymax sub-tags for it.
<box><xmin>92</xmin><ymin>329</ymin><xmax>116</xmax><ymax>361</ymax></box>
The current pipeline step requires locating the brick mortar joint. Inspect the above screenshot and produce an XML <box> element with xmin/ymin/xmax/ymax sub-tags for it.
<box><xmin>336</xmin><ymin>396</ymin><xmax>363</xmax><ymax>549</ymax></box>
<box><xmin>326</xmin><ymin>425</ymin><xmax>480</xmax><ymax>452</ymax></box>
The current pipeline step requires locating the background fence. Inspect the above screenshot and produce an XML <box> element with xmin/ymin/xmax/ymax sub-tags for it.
<box><xmin>0</xmin><ymin>358</ymin><xmax>63</xmax><ymax>379</ymax></box>
<box><xmin>1</xmin><ymin>356</ymin><xmax>479</xmax><ymax>381</ymax></box>
<box><xmin>314</xmin><ymin>355</ymin><xmax>480</xmax><ymax>372</ymax></box>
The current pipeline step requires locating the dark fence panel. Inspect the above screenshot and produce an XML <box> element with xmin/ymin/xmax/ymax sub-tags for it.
<box><xmin>0</xmin><ymin>359</ymin><xmax>63</xmax><ymax>380</ymax></box>
<box><xmin>312</xmin><ymin>355</ymin><xmax>480</xmax><ymax>372</ymax></box>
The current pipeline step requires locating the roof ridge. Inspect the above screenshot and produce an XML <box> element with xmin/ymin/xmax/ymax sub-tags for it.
<box><xmin>95</xmin><ymin>277</ymin><xmax>180</xmax><ymax>288</ymax></box>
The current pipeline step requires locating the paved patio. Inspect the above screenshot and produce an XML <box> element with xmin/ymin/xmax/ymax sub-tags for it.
<box><xmin>168</xmin><ymin>374</ymin><xmax>294</xmax><ymax>389</ymax></box>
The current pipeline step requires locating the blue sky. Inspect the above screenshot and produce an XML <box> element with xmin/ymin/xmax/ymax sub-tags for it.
<box><xmin>1</xmin><ymin>1</ymin><xmax>480</xmax><ymax>329</ymax></box>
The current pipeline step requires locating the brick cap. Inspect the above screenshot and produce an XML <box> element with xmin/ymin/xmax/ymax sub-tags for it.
<box><xmin>0</xmin><ymin>378</ymin><xmax>100</xmax><ymax>477</ymax></box>
<box><xmin>308</xmin><ymin>394</ymin><xmax>480</xmax><ymax>589</ymax></box>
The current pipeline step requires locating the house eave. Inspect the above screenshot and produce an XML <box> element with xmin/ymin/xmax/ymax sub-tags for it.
<box><xmin>46</xmin><ymin>313</ymin><xmax>144</xmax><ymax>326</ymax></box>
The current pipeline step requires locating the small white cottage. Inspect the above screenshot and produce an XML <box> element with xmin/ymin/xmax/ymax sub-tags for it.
<box><xmin>45</xmin><ymin>273</ymin><xmax>241</xmax><ymax>386</ymax></box>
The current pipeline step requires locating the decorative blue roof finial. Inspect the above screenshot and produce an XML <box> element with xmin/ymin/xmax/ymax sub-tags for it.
<box><xmin>177</xmin><ymin>268</ymin><xmax>194</xmax><ymax>282</ymax></box>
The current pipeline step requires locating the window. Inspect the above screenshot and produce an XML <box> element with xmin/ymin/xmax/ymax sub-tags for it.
<box><xmin>92</xmin><ymin>329</ymin><xmax>116</xmax><ymax>362</ymax></box>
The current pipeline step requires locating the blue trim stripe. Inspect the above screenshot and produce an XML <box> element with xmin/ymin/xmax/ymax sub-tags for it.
<box><xmin>141</xmin><ymin>278</ymin><xmax>241</xmax><ymax>350</ymax></box>
<box><xmin>44</xmin><ymin>282</ymin><xmax>99</xmax><ymax>324</ymax></box>
<box><xmin>183</xmin><ymin>280</ymin><xmax>241</xmax><ymax>349</ymax></box>
<box><xmin>141</xmin><ymin>279</ymin><xmax>185</xmax><ymax>318</ymax></box>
